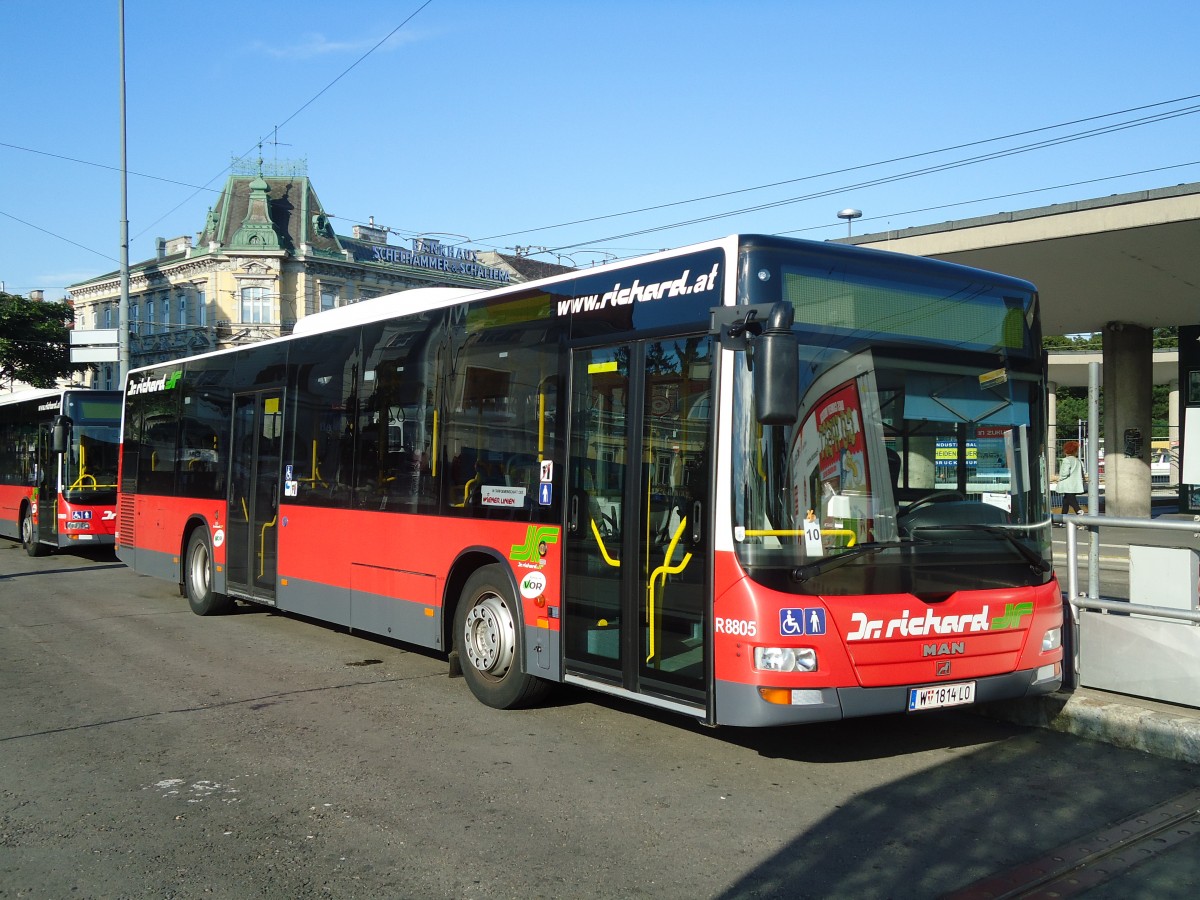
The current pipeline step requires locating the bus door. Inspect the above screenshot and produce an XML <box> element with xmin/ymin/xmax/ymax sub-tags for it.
<box><xmin>226</xmin><ymin>390</ymin><xmax>284</xmax><ymax>603</ymax></box>
<box><xmin>563</xmin><ymin>338</ymin><xmax>713</xmax><ymax>713</ymax></box>
<box><xmin>33</xmin><ymin>422</ymin><xmax>56</xmax><ymax>544</ymax></box>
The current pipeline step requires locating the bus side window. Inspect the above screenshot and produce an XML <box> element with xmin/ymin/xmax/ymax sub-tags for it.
<box><xmin>288</xmin><ymin>331</ymin><xmax>360</xmax><ymax>508</ymax></box>
<box><xmin>355</xmin><ymin>315</ymin><xmax>441</xmax><ymax>513</ymax></box>
<box><xmin>445</xmin><ymin>315</ymin><xmax>560</xmax><ymax>521</ymax></box>
<box><xmin>132</xmin><ymin>387</ymin><xmax>182</xmax><ymax>497</ymax></box>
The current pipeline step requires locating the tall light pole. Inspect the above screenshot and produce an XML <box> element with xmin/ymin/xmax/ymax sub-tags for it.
<box><xmin>837</xmin><ymin>208</ymin><xmax>862</xmax><ymax>238</ymax></box>
<box><xmin>117</xmin><ymin>0</ymin><xmax>130</xmax><ymax>385</ymax></box>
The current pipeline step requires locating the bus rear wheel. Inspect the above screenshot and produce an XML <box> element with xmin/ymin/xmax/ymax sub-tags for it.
<box><xmin>454</xmin><ymin>565</ymin><xmax>549</xmax><ymax>710</ymax></box>
<box><xmin>21</xmin><ymin>508</ymin><xmax>47</xmax><ymax>558</ymax></box>
<box><xmin>184</xmin><ymin>529</ymin><xmax>232</xmax><ymax>616</ymax></box>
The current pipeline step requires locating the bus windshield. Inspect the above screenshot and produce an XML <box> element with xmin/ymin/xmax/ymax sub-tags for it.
<box><xmin>62</xmin><ymin>394</ymin><xmax>121</xmax><ymax>500</ymax></box>
<box><xmin>730</xmin><ymin>243</ymin><xmax>1052</xmax><ymax>596</ymax></box>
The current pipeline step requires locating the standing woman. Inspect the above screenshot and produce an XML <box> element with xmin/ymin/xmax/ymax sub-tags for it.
<box><xmin>1058</xmin><ymin>440</ymin><xmax>1086</xmax><ymax>517</ymax></box>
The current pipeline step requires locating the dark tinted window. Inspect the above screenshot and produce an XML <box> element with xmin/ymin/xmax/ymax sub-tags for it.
<box><xmin>0</xmin><ymin>400</ymin><xmax>39</xmax><ymax>487</ymax></box>
<box><xmin>177</xmin><ymin>356</ymin><xmax>236</xmax><ymax>500</ymax></box>
<box><xmin>444</xmin><ymin>294</ymin><xmax>563</xmax><ymax>521</ymax></box>
<box><xmin>286</xmin><ymin>330</ymin><xmax>361</xmax><ymax>508</ymax></box>
<box><xmin>356</xmin><ymin>312</ymin><xmax>445</xmax><ymax>512</ymax></box>
<box><xmin>126</xmin><ymin>374</ymin><xmax>183</xmax><ymax>496</ymax></box>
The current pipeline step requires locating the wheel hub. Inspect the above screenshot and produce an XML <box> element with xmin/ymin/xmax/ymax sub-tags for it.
<box><xmin>463</xmin><ymin>594</ymin><xmax>515</xmax><ymax>678</ymax></box>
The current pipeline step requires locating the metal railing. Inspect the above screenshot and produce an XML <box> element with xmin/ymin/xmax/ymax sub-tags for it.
<box><xmin>1062</xmin><ymin>514</ymin><xmax>1200</xmax><ymax>623</ymax></box>
<box><xmin>1060</xmin><ymin>514</ymin><xmax>1200</xmax><ymax>702</ymax></box>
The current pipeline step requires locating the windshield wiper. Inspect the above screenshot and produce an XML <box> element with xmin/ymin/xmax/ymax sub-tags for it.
<box><xmin>908</xmin><ymin>524</ymin><xmax>1052</xmax><ymax>573</ymax></box>
<box><xmin>790</xmin><ymin>541</ymin><xmax>908</xmax><ymax>583</ymax></box>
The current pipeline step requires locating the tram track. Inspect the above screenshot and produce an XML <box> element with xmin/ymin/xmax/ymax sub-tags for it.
<box><xmin>945</xmin><ymin>786</ymin><xmax>1200</xmax><ymax>898</ymax></box>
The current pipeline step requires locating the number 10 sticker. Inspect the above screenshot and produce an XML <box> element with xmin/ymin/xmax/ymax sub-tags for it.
<box><xmin>803</xmin><ymin>510</ymin><xmax>823</xmax><ymax>558</ymax></box>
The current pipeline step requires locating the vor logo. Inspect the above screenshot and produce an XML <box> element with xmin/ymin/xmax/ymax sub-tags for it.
<box><xmin>511</xmin><ymin>526</ymin><xmax>560</xmax><ymax>562</ymax></box>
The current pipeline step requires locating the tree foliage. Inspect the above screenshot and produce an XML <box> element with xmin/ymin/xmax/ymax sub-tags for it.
<box><xmin>0</xmin><ymin>292</ymin><xmax>85</xmax><ymax>388</ymax></box>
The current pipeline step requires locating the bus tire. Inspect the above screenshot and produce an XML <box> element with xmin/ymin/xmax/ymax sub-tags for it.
<box><xmin>184</xmin><ymin>529</ymin><xmax>232</xmax><ymax>616</ymax></box>
<box><xmin>454</xmin><ymin>564</ymin><xmax>549</xmax><ymax>710</ymax></box>
<box><xmin>21</xmin><ymin>508</ymin><xmax>47</xmax><ymax>558</ymax></box>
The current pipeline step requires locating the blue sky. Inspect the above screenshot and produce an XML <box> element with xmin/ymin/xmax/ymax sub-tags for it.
<box><xmin>3</xmin><ymin>1</ymin><xmax>1200</xmax><ymax>298</ymax></box>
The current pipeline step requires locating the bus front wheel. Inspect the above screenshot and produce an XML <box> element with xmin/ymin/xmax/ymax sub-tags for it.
<box><xmin>453</xmin><ymin>565</ymin><xmax>549</xmax><ymax>710</ymax></box>
<box><xmin>184</xmin><ymin>529</ymin><xmax>232</xmax><ymax>616</ymax></box>
<box><xmin>21</xmin><ymin>508</ymin><xmax>47</xmax><ymax>558</ymax></box>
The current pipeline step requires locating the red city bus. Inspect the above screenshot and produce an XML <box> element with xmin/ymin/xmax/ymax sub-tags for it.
<box><xmin>116</xmin><ymin>235</ymin><xmax>1062</xmax><ymax>726</ymax></box>
<box><xmin>0</xmin><ymin>388</ymin><xmax>122</xmax><ymax>555</ymax></box>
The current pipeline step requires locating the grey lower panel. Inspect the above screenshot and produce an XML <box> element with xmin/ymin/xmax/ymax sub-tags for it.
<box><xmin>278</xmin><ymin>574</ymin><xmax>442</xmax><ymax>651</ymax></box>
<box><xmin>1079</xmin><ymin>609</ymin><xmax>1200</xmax><ymax>707</ymax></box>
<box><xmin>526</xmin><ymin>623</ymin><xmax>561</xmax><ymax>680</ymax></box>
<box><xmin>127</xmin><ymin>545</ymin><xmax>179</xmax><ymax>587</ymax></box>
<box><xmin>278</xmin><ymin>575</ymin><xmax>350</xmax><ymax>627</ymax></box>
<box><xmin>55</xmin><ymin>533</ymin><xmax>114</xmax><ymax>549</ymax></box>
<box><xmin>714</xmin><ymin>669</ymin><xmax>1061</xmax><ymax>727</ymax></box>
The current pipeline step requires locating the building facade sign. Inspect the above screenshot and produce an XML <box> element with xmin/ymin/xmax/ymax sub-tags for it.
<box><xmin>355</xmin><ymin>238</ymin><xmax>510</xmax><ymax>284</ymax></box>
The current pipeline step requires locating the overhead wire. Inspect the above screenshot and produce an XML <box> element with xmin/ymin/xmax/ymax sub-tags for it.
<box><xmin>130</xmin><ymin>0</ymin><xmax>436</xmax><ymax>241</ymax></box>
<box><xmin>542</xmin><ymin>104</ymin><xmax>1200</xmax><ymax>254</ymax></box>
<box><xmin>1</xmin><ymin>40</ymin><xmax>1196</xmax><ymax>281</ymax></box>
<box><xmin>774</xmin><ymin>160</ymin><xmax>1200</xmax><ymax>238</ymax></box>
<box><xmin>471</xmin><ymin>91</ymin><xmax>1200</xmax><ymax>246</ymax></box>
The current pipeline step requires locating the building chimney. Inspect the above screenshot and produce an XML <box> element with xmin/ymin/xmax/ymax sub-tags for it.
<box><xmin>165</xmin><ymin>235</ymin><xmax>193</xmax><ymax>256</ymax></box>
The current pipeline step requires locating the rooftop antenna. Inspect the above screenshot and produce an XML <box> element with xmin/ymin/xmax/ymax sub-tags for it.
<box><xmin>270</xmin><ymin>126</ymin><xmax>292</xmax><ymax>165</ymax></box>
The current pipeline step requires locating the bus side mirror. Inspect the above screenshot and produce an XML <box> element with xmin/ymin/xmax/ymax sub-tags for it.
<box><xmin>710</xmin><ymin>301</ymin><xmax>798</xmax><ymax>426</ymax></box>
<box><xmin>752</xmin><ymin>305</ymin><xmax>798</xmax><ymax>426</ymax></box>
<box><xmin>51</xmin><ymin>415</ymin><xmax>73</xmax><ymax>454</ymax></box>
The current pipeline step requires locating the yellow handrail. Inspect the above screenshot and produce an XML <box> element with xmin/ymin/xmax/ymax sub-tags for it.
<box><xmin>451</xmin><ymin>470</ymin><xmax>481</xmax><ymax>508</ymax></box>
<box><xmin>432</xmin><ymin>410</ymin><xmax>439</xmax><ymax>477</ymax></box>
<box><xmin>259</xmin><ymin>515</ymin><xmax>277</xmax><ymax>579</ymax></box>
<box><xmin>646</xmin><ymin>516</ymin><xmax>693</xmax><ymax>664</ymax></box>
<box><xmin>294</xmin><ymin>439</ymin><xmax>328</xmax><ymax>488</ymax></box>
<box><xmin>589</xmin><ymin>518</ymin><xmax>620</xmax><ymax>568</ymax></box>
<box><xmin>743</xmin><ymin>528</ymin><xmax>858</xmax><ymax>547</ymax></box>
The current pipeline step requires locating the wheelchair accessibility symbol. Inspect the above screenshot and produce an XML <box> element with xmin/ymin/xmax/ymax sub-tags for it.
<box><xmin>780</xmin><ymin>607</ymin><xmax>826</xmax><ymax>636</ymax></box>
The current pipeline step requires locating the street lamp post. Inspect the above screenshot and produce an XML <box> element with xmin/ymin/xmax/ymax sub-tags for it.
<box><xmin>117</xmin><ymin>0</ymin><xmax>130</xmax><ymax>386</ymax></box>
<box><xmin>837</xmin><ymin>208</ymin><xmax>862</xmax><ymax>238</ymax></box>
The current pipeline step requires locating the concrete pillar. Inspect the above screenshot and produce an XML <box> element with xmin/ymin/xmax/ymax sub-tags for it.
<box><xmin>1102</xmin><ymin>322</ymin><xmax>1153</xmax><ymax>517</ymax></box>
<box><xmin>1169</xmin><ymin>379</ymin><xmax>1180</xmax><ymax>486</ymax></box>
<box><xmin>1047</xmin><ymin>381</ymin><xmax>1058</xmax><ymax>480</ymax></box>
<box><xmin>906</xmin><ymin>436</ymin><xmax>938</xmax><ymax>490</ymax></box>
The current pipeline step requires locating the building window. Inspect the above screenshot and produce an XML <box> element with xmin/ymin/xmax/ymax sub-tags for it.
<box><xmin>145</xmin><ymin>298</ymin><xmax>155</xmax><ymax>335</ymax></box>
<box><xmin>104</xmin><ymin>306</ymin><xmax>113</xmax><ymax>328</ymax></box>
<box><xmin>162</xmin><ymin>293</ymin><xmax>170</xmax><ymax>329</ymax></box>
<box><xmin>197</xmin><ymin>289</ymin><xmax>206</xmax><ymax>326</ymax></box>
<box><xmin>241</xmin><ymin>285</ymin><xmax>272</xmax><ymax>323</ymax></box>
<box><xmin>320</xmin><ymin>286</ymin><xmax>340</xmax><ymax>311</ymax></box>
<box><xmin>131</xmin><ymin>302</ymin><xmax>140</xmax><ymax>332</ymax></box>
<box><xmin>179</xmin><ymin>293</ymin><xmax>187</xmax><ymax>326</ymax></box>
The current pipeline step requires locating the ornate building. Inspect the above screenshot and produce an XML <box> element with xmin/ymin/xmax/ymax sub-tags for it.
<box><xmin>69</xmin><ymin>168</ymin><xmax>567</xmax><ymax>387</ymax></box>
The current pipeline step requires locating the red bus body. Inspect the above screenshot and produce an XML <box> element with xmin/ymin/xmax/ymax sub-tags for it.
<box><xmin>117</xmin><ymin>236</ymin><xmax>1063</xmax><ymax>727</ymax></box>
<box><xmin>0</xmin><ymin>389</ymin><xmax>121</xmax><ymax>555</ymax></box>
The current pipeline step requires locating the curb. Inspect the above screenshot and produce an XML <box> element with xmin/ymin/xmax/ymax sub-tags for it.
<box><xmin>980</xmin><ymin>689</ymin><xmax>1200</xmax><ymax>765</ymax></box>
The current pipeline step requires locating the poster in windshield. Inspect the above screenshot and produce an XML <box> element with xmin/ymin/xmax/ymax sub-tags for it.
<box><xmin>790</xmin><ymin>378</ymin><xmax>873</xmax><ymax>551</ymax></box>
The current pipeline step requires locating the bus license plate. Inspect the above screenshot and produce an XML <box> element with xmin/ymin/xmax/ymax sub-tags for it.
<box><xmin>908</xmin><ymin>681</ymin><xmax>976</xmax><ymax>711</ymax></box>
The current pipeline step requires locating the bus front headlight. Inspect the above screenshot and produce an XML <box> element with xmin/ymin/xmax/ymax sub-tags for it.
<box><xmin>754</xmin><ymin>647</ymin><xmax>817</xmax><ymax>673</ymax></box>
<box><xmin>1042</xmin><ymin>627</ymin><xmax>1062</xmax><ymax>652</ymax></box>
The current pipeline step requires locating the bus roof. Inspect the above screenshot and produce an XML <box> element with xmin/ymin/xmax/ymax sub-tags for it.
<box><xmin>290</xmin><ymin>287</ymin><xmax>485</xmax><ymax>336</ymax></box>
<box><xmin>0</xmin><ymin>387</ymin><xmax>63</xmax><ymax>409</ymax></box>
